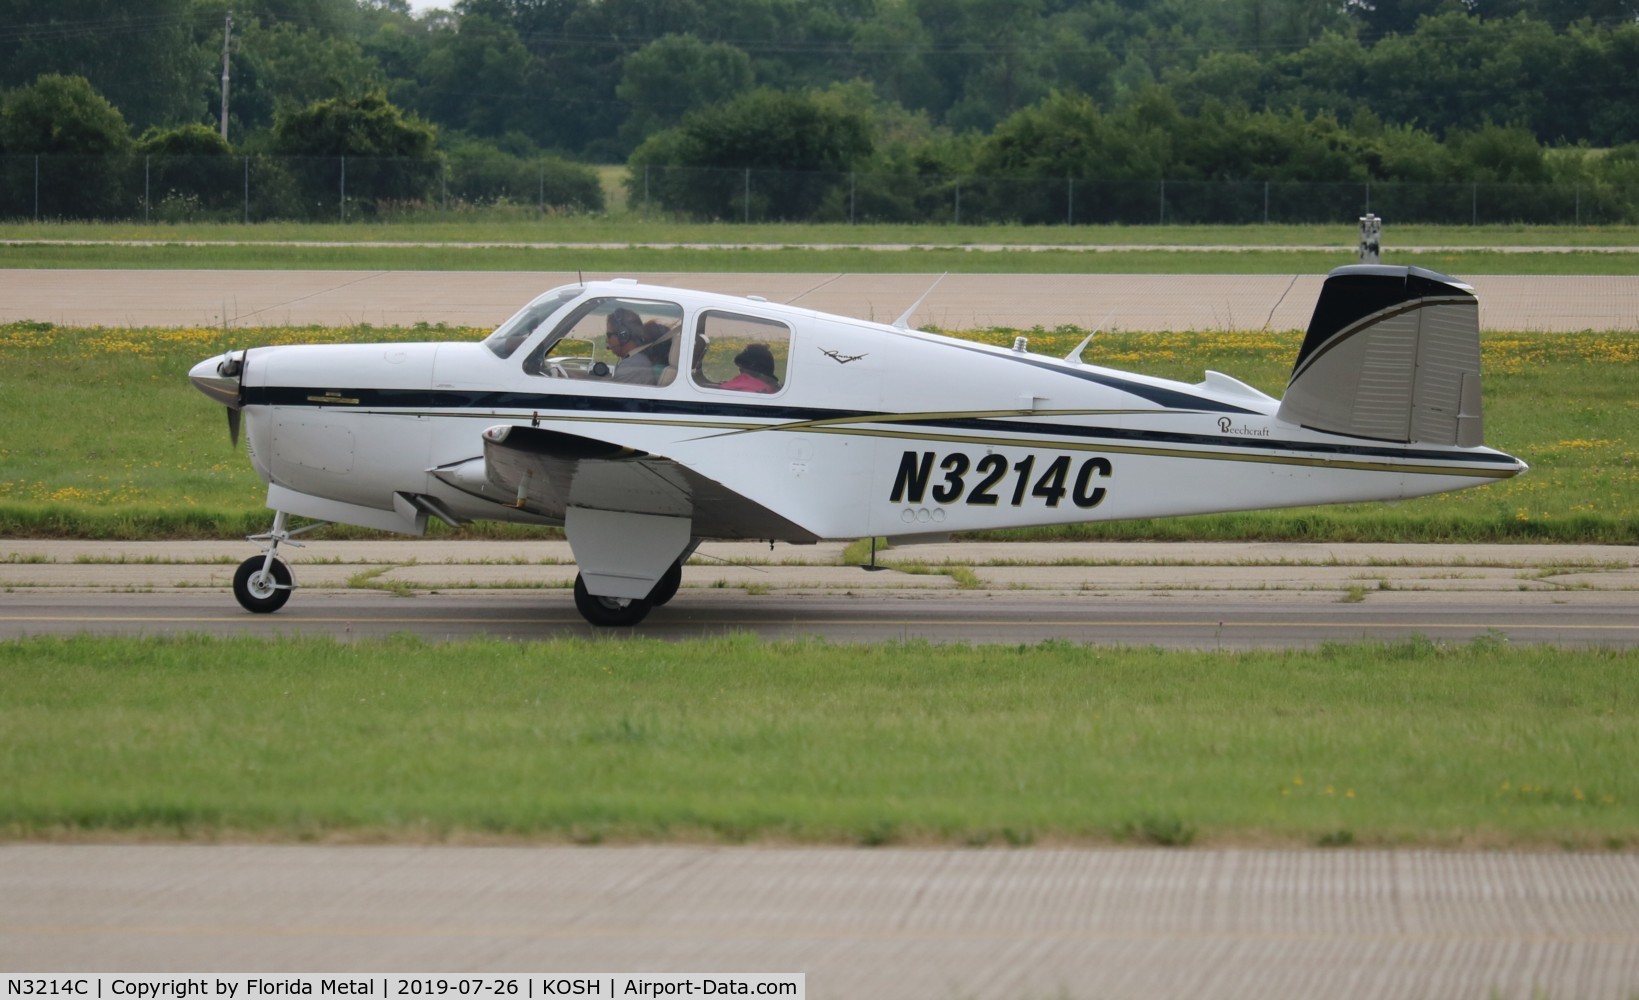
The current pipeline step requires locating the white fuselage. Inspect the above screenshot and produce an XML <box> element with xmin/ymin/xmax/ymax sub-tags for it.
<box><xmin>216</xmin><ymin>280</ymin><xmax>1523</xmax><ymax>544</ymax></box>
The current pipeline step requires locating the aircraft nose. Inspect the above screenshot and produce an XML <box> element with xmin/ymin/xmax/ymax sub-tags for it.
<box><xmin>189</xmin><ymin>352</ymin><xmax>243</xmax><ymax>408</ymax></box>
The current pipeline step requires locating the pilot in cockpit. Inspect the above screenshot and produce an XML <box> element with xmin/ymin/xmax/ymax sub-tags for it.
<box><xmin>601</xmin><ymin>308</ymin><xmax>658</xmax><ymax>385</ymax></box>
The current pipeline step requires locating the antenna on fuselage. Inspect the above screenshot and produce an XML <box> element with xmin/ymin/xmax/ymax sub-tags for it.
<box><xmin>1065</xmin><ymin>309</ymin><xmax>1117</xmax><ymax>365</ymax></box>
<box><xmin>892</xmin><ymin>273</ymin><xmax>947</xmax><ymax>330</ymax></box>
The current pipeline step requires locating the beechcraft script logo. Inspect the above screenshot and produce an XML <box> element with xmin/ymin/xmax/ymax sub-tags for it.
<box><xmin>819</xmin><ymin>348</ymin><xmax>866</xmax><ymax>364</ymax></box>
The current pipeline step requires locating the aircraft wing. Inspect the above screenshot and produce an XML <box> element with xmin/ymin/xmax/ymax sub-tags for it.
<box><xmin>433</xmin><ymin>425</ymin><xmax>821</xmax><ymax>542</ymax></box>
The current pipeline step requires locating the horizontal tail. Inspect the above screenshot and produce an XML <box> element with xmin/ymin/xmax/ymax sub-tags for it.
<box><xmin>1277</xmin><ymin>265</ymin><xmax>1484</xmax><ymax>447</ymax></box>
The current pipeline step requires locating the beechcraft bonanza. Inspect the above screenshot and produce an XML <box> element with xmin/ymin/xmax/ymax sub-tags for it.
<box><xmin>190</xmin><ymin>264</ymin><xmax>1525</xmax><ymax>627</ymax></box>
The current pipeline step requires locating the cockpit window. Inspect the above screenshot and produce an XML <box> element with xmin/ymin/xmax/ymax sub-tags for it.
<box><xmin>483</xmin><ymin>285</ymin><xmax>585</xmax><ymax>359</ymax></box>
<box><xmin>523</xmin><ymin>296</ymin><xmax>685</xmax><ymax>386</ymax></box>
<box><xmin>693</xmin><ymin>311</ymin><xmax>791</xmax><ymax>395</ymax></box>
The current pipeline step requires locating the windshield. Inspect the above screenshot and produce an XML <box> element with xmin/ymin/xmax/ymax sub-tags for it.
<box><xmin>523</xmin><ymin>296</ymin><xmax>685</xmax><ymax>383</ymax></box>
<box><xmin>482</xmin><ymin>285</ymin><xmax>585</xmax><ymax>359</ymax></box>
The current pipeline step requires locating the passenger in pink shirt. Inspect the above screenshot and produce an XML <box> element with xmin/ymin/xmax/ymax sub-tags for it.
<box><xmin>719</xmin><ymin>343</ymin><xmax>780</xmax><ymax>393</ymax></box>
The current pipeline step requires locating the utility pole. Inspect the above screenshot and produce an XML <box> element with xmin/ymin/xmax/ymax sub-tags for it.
<box><xmin>219</xmin><ymin>12</ymin><xmax>233</xmax><ymax>141</ymax></box>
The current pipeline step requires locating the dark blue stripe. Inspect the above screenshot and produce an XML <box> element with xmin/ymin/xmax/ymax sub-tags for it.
<box><xmin>245</xmin><ymin>386</ymin><xmax>1518</xmax><ymax>469</ymax></box>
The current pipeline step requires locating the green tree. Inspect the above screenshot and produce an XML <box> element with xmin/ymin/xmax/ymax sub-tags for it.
<box><xmin>0</xmin><ymin>0</ymin><xmax>204</xmax><ymax>129</ymax></box>
<box><xmin>1347</xmin><ymin>0</ymin><xmax>1465</xmax><ymax>38</ymax></box>
<box><xmin>134</xmin><ymin>123</ymin><xmax>240</xmax><ymax>220</ymax></box>
<box><xmin>441</xmin><ymin>133</ymin><xmax>605</xmax><ymax>211</ymax></box>
<box><xmin>0</xmin><ymin>73</ymin><xmax>132</xmax><ymax>218</ymax></box>
<box><xmin>410</xmin><ymin>13</ymin><xmax>532</xmax><ymax>139</ymax></box>
<box><xmin>225</xmin><ymin>20</ymin><xmax>388</xmax><ymax>140</ymax></box>
<box><xmin>911</xmin><ymin>0</ymin><xmax>1053</xmax><ymax>131</ymax></box>
<box><xmin>269</xmin><ymin>91</ymin><xmax>439</xmax><ymax>215</ymax></box>
<box><xmin>1446</xmin><ymin>123</ymin><xmax>1550</xmax><ymax>182</ymax></box>
<box><xmin>0</xmin><ymin>73</ymin><xmax>131</xmax><ymax>155</ymax></box>
<box><xmin>617</xmin><ymin>35</ymin><xmax>755</xmax><ymax>152</ymax></box>
<box><xmin>270</xmin><ymin>90</ymin><xmax>436</xmax><ymax>158</ymax></box>
<box><xmin>627</xmin><ymin>87</ymin><xmax>873</xmax><ymax>220</ymax></box>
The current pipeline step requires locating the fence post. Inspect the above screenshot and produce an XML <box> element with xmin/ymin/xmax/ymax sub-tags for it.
<box><xmin>144</xmin><ymin>155</ymin><xmax>150</xmax><ymax>224</ymax></box>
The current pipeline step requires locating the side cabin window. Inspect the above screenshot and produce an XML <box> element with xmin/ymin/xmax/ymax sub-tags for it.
<box><xmin>522</xmin><ymin>296</ymin><xmax>685</xmax><ymax>387</ymax></box>
<box><xmin>693</xmin><ymin>310</ymin><xmax>791</xmax><ymax>396</ymax></box>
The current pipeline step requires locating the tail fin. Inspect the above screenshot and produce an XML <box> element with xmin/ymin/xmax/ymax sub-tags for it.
<box><xmin>1277</xmin><ymin>265</ymin><xmax>1484</xmax><ymax>447</ymax></box>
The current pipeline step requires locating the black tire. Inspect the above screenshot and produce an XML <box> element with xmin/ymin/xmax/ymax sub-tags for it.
<box><xmin>648</xmin><ymin>560</ymin><xmax>683</xmax><ymax>607</ymax></box>
<box><xmin>573</xmin><ymin>573</ymin><xmax>651</xmax><ymax>627</ymax></box>
<box><xmin>233</xmin><ymin>556</ymin><xmax>293</xmax><ymax>614</ymax></box>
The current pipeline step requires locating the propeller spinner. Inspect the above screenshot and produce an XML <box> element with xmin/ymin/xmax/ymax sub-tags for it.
<box><xmin>188</xmin><ymin>350</ymin><xmax>246</xmax><ymax>445</ymax></box>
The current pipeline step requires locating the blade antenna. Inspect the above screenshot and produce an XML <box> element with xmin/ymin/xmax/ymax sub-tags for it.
<box><xmin>892</xmin><ymin>273</ymin><xmax>947</xmax><ymax>330</ymax></box>
<box><xmin>1066</xmin><ymin>309</ymin><xmax>1117</xmax><ymax>365</ymax></box>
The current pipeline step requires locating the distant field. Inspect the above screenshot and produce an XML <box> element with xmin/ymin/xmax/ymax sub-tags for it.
<box><xmin>0</xmin><ymin>320</ymin><xmax>1630</xmax><ymax>543</ymax></box>
<box><xmin>5</xmin><ymin>219</ymin><xmax>1638</xmax><ymax>247</ymax></box>
<box><xmin>2</xmin><ymin>221</ymin><xmax>1638</xmax><ymax>274</ymax></box>
<box><xmin>2</xmin><ymin>634</ymin><xmax>1633</xmax><ymax>848</ymax></box>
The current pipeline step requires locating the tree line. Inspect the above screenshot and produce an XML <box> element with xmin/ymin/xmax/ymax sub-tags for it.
<box><xmin>2</xmin><ymin>0</ymin><xmax>1637</xmax><ymax>222</ymax></box>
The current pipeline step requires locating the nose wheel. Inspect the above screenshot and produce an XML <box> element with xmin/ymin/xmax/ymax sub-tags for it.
<box><xmin>233</xmin><ymin>556</ymin><xmax>293</xmax><ymax>613</ymax></box>
<box><xmin>232</xmin><ymin>510</ymin><xmax>325</xmax><ymax>614</ymax></box>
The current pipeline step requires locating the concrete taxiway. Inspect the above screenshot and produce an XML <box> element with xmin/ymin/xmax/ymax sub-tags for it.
<box><xmin>4</xmin><ymin>268</ymin><xmax>1637</xmax><ymax>331</ymax></box>
<box><xmin>2</xmin><ymin>540</ymin><xmax>1634</xmax><ymax>648</ymax></box>
<box><xmin>7</xmin><ymin>844</ymin><xmax>1639</xmax><ymax>999</ymax></box>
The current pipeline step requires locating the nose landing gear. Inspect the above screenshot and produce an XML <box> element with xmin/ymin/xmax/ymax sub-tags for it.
<box><xmin>231</xmin><ymin>510</ymin><xmax>327</xmax><ymax>614</ymax></box>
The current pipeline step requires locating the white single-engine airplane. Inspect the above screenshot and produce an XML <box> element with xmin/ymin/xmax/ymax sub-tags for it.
<box><xmin>190</xmin><ymin>264</ymin><xmax>1525</xmax><ymax>627</ymax></box>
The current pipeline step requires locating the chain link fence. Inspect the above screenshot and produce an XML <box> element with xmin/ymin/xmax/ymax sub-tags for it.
<box><xmin>0</xmin><ymin>154</ymin><xmax>602</xmax><ymax>223</ymax></box>
<box><xmin>4</xmin><ymin>154</ymin><xmax>1635</xmax><ymax>225</ymax></box>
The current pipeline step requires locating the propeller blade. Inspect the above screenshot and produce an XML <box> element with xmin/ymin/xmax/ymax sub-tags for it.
<box><xmin>227</xmin><ymin>406</ymin><xmax>241</xmax><ymax>447</ymax></box>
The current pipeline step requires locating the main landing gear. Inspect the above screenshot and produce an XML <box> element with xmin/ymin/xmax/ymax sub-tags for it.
<box><xmin>231</xmin><ymin>511</ymin><xmax>326</xmax><ymax>614</ymax></box>
<box><xmin>571</xmin><ymin>559</ymin><xmax>684</xmax><ymax>628</ymax></box>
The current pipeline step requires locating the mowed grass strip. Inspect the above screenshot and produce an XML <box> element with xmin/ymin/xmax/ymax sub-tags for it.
<box><xmin>1</xmin><ymin>322</ymin><xmax>1631</xmax><ymax>543</ymax></box>
<box><xmin>1</xmin><ymin>634</ymin><xmax>1634</xmax><ymax>848</ymax></box>
<box><xmin>3</xmin><ymin>219</ymin><xmax>1637</xmax><ymax>250</ymax></box>
<box><xmin>4</xmin><ymin>241</ymin><xmax>1639</xmax><ymax>275</ymax></box>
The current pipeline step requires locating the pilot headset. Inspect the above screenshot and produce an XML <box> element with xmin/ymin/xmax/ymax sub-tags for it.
<box><xmin>608</xmin><ymin>309</ymin><xmax>644</xmax><ymax>343</ymax></box>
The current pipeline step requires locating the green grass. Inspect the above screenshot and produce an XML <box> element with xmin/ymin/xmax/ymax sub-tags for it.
<box><xmin>6</xmin><ymin>219</ymin><xmax>1639</xmax><ymax>247</ymax></box>
<box><xmin>2</xmin><ymin>321</ymin><xmax>1631</xmax><ymax>542</ymax></box>
<box><xmin>3</xmin><ymin>220</ymin><xmax>1639</xmax><ymax>273</ymax></box>
<box><xmin>4</xmin><ymin>242</ymin><xmax>1637</xmax><ymax>275</ymax></box>
<box><xmin>1</xmin><ymin>634</ymin><xmax>1633</xmax><ymax>847</ymax></box>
